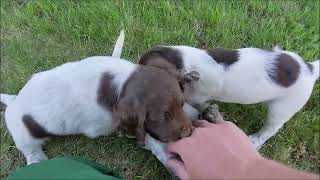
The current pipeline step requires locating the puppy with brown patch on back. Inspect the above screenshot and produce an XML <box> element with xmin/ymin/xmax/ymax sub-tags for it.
<box><xmin>1</xmin><ymin>56</ymin><xmax>192</xmax><ymax>166</ymax></box>
<box><xmin>0</xmin><ymin>33</ymin><xmax>192</xmax><ymax>165</ymax></box>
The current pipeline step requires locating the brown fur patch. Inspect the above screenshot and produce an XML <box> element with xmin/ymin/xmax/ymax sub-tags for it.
<box><xmin>206</xmin><ymin>48</ymin><xmax>239</xmax><ymax>66</ymax></box>
<box><xmin>267</xmin><ymin>54</ymin><xmax>300</xmax><ymax>87</ymax></box>
<box><xmin>139</xmin><ymin>46</ymin><xmax>184</xmax><ymax>70</ymax></box>
<box><xmin>22</xmin><ymin>114</ymin><xmax>52</xmax><ymax>138</ymax></box>
<box><xmin>97</xmin><ymin>72</ymin><xmax>118</xmax><ymax>110</ymax></box>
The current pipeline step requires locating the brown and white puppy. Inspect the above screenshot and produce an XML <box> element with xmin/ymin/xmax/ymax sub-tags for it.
<box><xmin>139</xmin><ymin>45</ymin><xmax>319</xmax><ymax>149</ymax></box>
<box><xmin>0</xmin><ymin>47</ymin><xmax>191</xmax><ymax>165</ymax></box>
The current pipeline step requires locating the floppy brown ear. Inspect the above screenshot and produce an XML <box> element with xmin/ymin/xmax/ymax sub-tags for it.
<box><xmin>113</xmin><ymin>96</ymin><xmax>146</xmax><ymax>145</ymax></box>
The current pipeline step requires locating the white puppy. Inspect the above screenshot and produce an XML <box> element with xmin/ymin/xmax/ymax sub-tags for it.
<box><xmin>139</xmin><ymin>45</ymin><xmax>319</xmax><ymax>149</ymax></box>
<box><xmin>0</xmin><ymin>31</ymin><xmax>193</xmax><ymax>165</ymax></box>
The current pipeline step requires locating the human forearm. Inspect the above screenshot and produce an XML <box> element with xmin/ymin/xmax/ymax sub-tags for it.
<box><xmin>246</xmin><ymin>158</ymin><xmax>319</xmax><ymax>180</ymax></box>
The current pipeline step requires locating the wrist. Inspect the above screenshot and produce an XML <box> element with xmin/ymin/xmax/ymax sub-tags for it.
<box><xmin>243</xmin><ymin>156</ymin><xmax>269</xmax><ymax>179</ymax></box>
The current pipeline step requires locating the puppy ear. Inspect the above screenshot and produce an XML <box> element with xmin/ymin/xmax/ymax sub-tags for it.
<box><xmin>139</xmin><ymin>46</ymin><xmax>188</xmax><ymax>89</ymax></box>
<box><xmin>113</xmin><ymin>96</ymin><xmax>146</xmax><ymax>145</ymax></box>
<box><xmin>139</xmin><ymin>46</ymin><xmax>183</xmax><ymax>70</ymax></box>
<box><xmin>142</xmin><ymin>56</ymin><xmax>181</xmax><ymax>78</ymax></box>
<box><xmin>147</xmin><ymin>57</ymin><xmax>177</xmax><ymax>71</ymax></box>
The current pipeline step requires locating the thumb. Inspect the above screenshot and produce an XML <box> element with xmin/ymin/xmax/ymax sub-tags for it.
<box><xmin>166</xmin><ymin>157</ymin><xmax>190</xmax><ymax>179</ymax></box>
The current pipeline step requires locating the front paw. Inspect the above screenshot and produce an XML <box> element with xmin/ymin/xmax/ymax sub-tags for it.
<box><xmin>181</xmin><ymin>71</ymin><xmax>200</xmax><ymax>84</ymax></box>
<box><xmin>185</xmin><ymin>71</ymin><xmax>200</xmax><ymax>82</ymax></box>
<box><xmin>144</xmin><ymin>134</ymin><xmax>168</xmax><ymax>164</ymax></box>
<box><xmin>200</xmin><ymin>104</ymin><xmax>224</xmax><ymax>123</ymax></box>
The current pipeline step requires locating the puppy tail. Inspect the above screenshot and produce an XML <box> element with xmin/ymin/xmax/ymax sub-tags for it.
<box><xmin>112</xmin><ymin>30</ymin><xmax>125</xmax><ymax>58</ymax></box>
<box><xmin>0</xmin><ymin>93</ymin><xmax>16</xmax><ymax>105</ymax></box>
<box><xmin>310</xmin><ymin>60</ymin><xmax>319</xmax><ymax>80</ymax></box>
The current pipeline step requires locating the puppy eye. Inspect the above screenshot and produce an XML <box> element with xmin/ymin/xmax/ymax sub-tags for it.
<box><xmin>179</xmin><ymin>82</ymin><xmax>185</xmax><ymax>92</ymax></box>
<box><xmin>180</xmin><ymin>126</ymin><xmax>187</xmax><ymax>131</ymax></box>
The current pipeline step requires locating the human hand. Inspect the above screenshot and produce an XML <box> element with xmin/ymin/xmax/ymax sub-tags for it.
<box><xmin>166</xmin><ymin>120</ymin><xmax>261</xmax><ymax>179</ymax></box>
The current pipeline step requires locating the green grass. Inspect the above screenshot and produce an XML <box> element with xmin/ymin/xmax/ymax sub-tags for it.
<box><xmin>1</xmin><ymin>0</ymin><xmax>319</xmax><ymax>179</ymax></box>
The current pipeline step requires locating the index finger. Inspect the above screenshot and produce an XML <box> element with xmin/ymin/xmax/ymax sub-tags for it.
<box><xmin>166</xmin><ymin>158</ymin><xmax>190</xmax><ymax>179</ymax></box>
<box><xmin>167</xmin><ymin>136</ymin><xmax>194</xmax><ymax>155</ymax></box>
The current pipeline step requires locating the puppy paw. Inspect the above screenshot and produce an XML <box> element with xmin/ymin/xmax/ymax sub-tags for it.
<box><xmin>144</xmin><ymin>134</ymin><xmax>168</xmax><ymax>164</ymax></box>
<box><xmin>248</xmin><ymin>134</ymin><xmax>262</xmax><ymax>150</ymax></box>
<box><xmin>183</xmin><ymin>71</ymin><xmax>200</xmax><ymax>83</ymax></box>
<box><xmin>200</xmin><ymin>104</ymin><xmax>224</xmax><ymax>123</ymax></box>
<box><xmin>26</xmin><ymin>152</ymin><xmax>48</xmax><ymax>165</ymax></box>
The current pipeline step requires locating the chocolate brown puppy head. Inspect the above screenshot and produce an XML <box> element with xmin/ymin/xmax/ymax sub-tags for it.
<box><xmin>113</xmin><ymin>65</ymin><xmax>192</xmax><ymax>144</ymax></box>
<box><xmin>144</xmin><ymin>98</ymin><xmax>192</xmax><ymax>142</ymax></box>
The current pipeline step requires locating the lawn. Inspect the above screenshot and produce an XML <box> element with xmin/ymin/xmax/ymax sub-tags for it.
<box><xmin>1</xmin><ymin>0</ymin><xmax>319</xmax><ymax>179</ymax></box>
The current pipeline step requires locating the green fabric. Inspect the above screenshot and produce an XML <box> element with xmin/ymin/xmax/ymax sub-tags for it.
<box><xmin>8</xmin><ymin>157</ymin><xmax>122</xmax><ymax>180</ymax></box>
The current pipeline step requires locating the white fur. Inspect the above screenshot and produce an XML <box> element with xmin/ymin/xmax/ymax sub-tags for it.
<box><xmin>0</xmin><ymin>94</ymin><xmax>16</xmax><ymax>105</ymax></box>
<box><xmin>168</xmin><ymin>45</ymin><xmax>319</xmax><ymax>149</ymax></box>
<box><xmin>144</xmin><ymin>134</ymin><xmax>168</xmax><ymax>163</ymax></box>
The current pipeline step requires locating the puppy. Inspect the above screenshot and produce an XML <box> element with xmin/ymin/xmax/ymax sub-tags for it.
<box><xmin>139</xmin><ymin>45</ymin><xmax>319</xmax><ymax>149</ymax></box>
<box><xmin>0</xmin><ymin>32</ymin><xmax>192</xmax><ymax>165</ymax></box>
